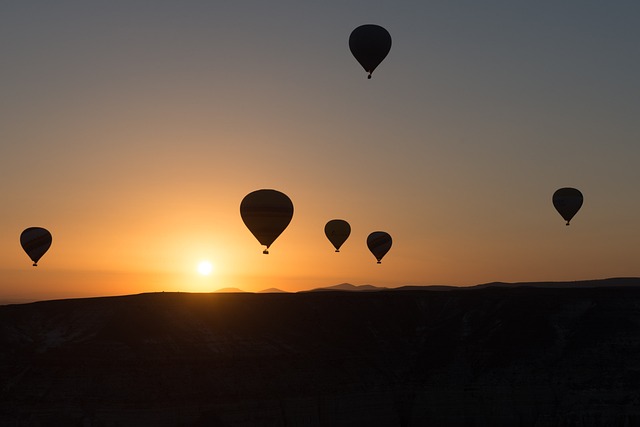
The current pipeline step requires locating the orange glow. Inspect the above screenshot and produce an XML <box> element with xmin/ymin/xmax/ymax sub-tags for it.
<box><xmin>2</xmin><ymin>3</ymin><xmax>640</xmax><ymax>303</ymax></box>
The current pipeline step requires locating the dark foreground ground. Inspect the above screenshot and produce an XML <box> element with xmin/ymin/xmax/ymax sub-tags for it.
<box><xmin>1</xmin><ymin>282</ymin><xmax>640</xmax><ymax>426</ymax></box>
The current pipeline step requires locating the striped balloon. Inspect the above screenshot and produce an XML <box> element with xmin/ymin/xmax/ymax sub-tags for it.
<box><xmin>20</xmin><ymin>227</ymin><xmax>52</xmax><ymax>266</ymax></box>
<box><xmin>240</xmin><ymin>189</ymin><xmax>294</xmax><ymax>254</ymax></box>
<box><xmin>324</xmin><ymin>219</ymin><xmax>351</xmax><ymax>252</ymax></box>
<box><xmin>367</xmin><ymin>231</ymin><xmax>392</xmax><ymax>264</ymax></box>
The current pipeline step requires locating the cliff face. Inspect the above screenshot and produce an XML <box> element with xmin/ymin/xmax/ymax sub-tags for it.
<box><xmin>1</xmin><ymin>286</ymin><xmax>640</xmax><ymax>426</ymax></box>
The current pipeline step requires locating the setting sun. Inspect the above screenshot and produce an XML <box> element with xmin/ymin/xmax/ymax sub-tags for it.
<box><xmin>196</xmin><ymin>261</ymin><xmax>214</xmax><ymax>276</ymax></box>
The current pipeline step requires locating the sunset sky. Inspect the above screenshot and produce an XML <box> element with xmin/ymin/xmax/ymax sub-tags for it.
<box><xmin>2</xmin><ymin>1</ymin><xmax>639</xmax><ymax>301</ymax></box>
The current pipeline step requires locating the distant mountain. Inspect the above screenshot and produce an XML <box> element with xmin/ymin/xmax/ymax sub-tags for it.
<box><xmin>3</xmin><ymin>282</ymin><xmax>640</xmax><ymax>425</ymax></box>
<box><xmin>262</xmin><ymin>278</ymin><xmax>640</xmax><ymax>294</ymax></box>
<box><xmin>214</xmin><ymin>287</ymin><xmax>246</xmax><ymax>293</ymax></box>
<box><xmin>472</xmin><ymin>276</ymin><xmax>640</xmax><ymax>289</ymax></box>
<box><xmin>258</xmin><ymin>288</ymin><xmax>288</xmax><ymax>293</ymax></box>
<box><xmin>393</xmin><ymin>284</ymin><xmax>459</xmax><ymax>291</ymax></box>
<box><xmin>307</xmin><ymin>278</ymin><xmax>640</xmax><ymax>294</ymax></box>
<box><xmin>0</xmin><ymin>298</ymin><xmax>35</xmax><ymax>306</ymax></box>
<box><xmin>394</xmin><ymin>277</ymin><xmax>640</xmax><ymax>291</ymax></box>
<box><xmin>306</xmin><ymin>283</ymin><xmax>387</xmax><ymax>292</ymax></box>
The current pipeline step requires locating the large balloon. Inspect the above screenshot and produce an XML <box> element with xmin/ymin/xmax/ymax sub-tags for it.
<box><xmin>20</xmin><ymin>227</ymin><xmax>52</xmax><ymax>266</ymax></box>
<box><xmin>349</xmin><ymin>24</ymin><xmax>392</xmax><ymax>79</ymax></box>
<box><xmin>240</xmin><ymin>189</ymin><xmax>294</xmax><ymax>254</ymax></box>
<box><xmin>325</xmin><ymin>219</ymin><xmax>351</xmax><ymax>252</ymax></box>
<box><xmin>552</xmin><ymin>187</ymin><xmax>583</xmax><ymax>225</ymax></box>
<box><xmin>367</xmin><ymin>231</ymin><xmax>392</xmax><ymax>264</ymax></box>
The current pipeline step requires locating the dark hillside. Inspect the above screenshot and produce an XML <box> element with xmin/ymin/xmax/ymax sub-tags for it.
<box><xmin>1</xmin><ymin>286</ymin><xmax>640</xmax><ymax>426</ymax></box>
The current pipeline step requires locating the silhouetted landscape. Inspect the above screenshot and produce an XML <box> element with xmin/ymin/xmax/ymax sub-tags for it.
<box><xmin>2</xmin><ymin>278</ymin><xmax>640</xmax><ymax>426</ymax></box>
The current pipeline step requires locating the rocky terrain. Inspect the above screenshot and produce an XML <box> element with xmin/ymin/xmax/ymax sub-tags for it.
<box><xmin>1</xmin><ymin>280</ymin><xmax>640</xmax><ymax>426</ymax></box>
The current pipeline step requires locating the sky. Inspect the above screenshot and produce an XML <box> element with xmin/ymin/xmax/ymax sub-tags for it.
<box><xmin>2</xmin><ymin>1</ymin><xmax>640</xmax><ymax>301</ymax></box>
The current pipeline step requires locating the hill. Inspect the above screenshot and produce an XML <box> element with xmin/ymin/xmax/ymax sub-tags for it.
<box><xmin>306</xmin><ymin>282</ymin><xmax>386</xmax><ymax>292</ymax></box>
<box><xmin>1</xmin><ymin>283</ymin><xmax>640</xmax><ymax>425</ymax></box>
<box><xmin>214</xmin><ymin>287</ymin><xmax>246</xmax><ymax>293</ymax></box>
<box><xmin>258</xmin><ymin>287</ymin><xmax>288</xmax><ymax>293</ymax></box>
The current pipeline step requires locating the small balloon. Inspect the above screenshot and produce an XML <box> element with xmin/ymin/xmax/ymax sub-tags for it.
<box><xmin>349</xmin><ymin>24</ymin><xmax>392</xmax><ymax>79</ymax></box>
<box><xmin>367</xmin><ymin>231</ymin><xmax>392</xmax><ymax>264</ymax></box>
<box><xmin>552</xmin><ymin>187</ymin><xmax>583</xmax><ymax>225</ymax></box>
<box><xmin>20</xmin><ymin>227</ymin><xmax>52</xmax><ymax>266</ymax></box>
<box><xmin>325</xmin><ymin>219</ymin><xmax>351</xmax><ymax>252</ymax></box>
<box><xmin>240</xmin><ymin>189</ymin><xmax>294</xmax><ymax>254</ymax></box>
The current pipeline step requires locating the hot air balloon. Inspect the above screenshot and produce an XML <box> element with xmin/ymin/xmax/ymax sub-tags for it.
<box><xmin>349</xmin><ymin>24</ymin><xmax>392</xmax><ymax>79</ymax></box>
<box><xmin>552</xmin><ymin>187</ymin><xmax>583</xmax><ymax>225</ymax></box>
<box><xmin>20</xmin><ymin>227</ymin><xmax>52</xmax><ymax>266</ymax></box>
<box><xmin>240</xmin><ymin>189</ymin><xmax>294</xmax><ymax>254</ymax></box>
<box><xmin>367</xmin><ymin>231</ymin><xmax>392</xmax><ymax>264</ymax></box>
<box><xmin>325</xmin><ymin>219</ymin><xmax>351</xmax><ymax>252</ymax></box>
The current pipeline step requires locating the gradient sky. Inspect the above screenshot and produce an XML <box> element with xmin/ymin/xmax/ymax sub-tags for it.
<box><xmin>2</xmin><ymin>1</ymin><xmax>639</xmax><ymax>301</ymax></box>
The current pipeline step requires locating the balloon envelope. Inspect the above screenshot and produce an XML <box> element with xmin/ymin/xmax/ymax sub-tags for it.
<box><xmin>552</xmin><ymin>187</ymin><xmax>583</xmax><ymax>225</ymax></box>
<box><xmin>240</xmin><ymin>189</ymin><xmax>293</xmax><ymax>254</ymax></box>
<box><xmin>20</xmin><ymin>227</ymin><xmax>52</xmax><ymax>266</ymax></box>
<box><xmin>367</xmin><ymin>231</ymin><xmax>392</xmax><ymax>264</ymax></box>
<box><xmin>349</xmin><ymin>24</ymin><xmax>392</xmax><ymax>79</ymax></box>
<box><xmin>325</xmin><ymin>219</ymin><xmax>351</xmax><ymax>252</ymax></box>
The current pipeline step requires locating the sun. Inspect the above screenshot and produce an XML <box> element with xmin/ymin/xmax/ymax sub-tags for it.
<box><xmin>196</xmin><ymin>260</ymin><xmax>214</xmax><ymax>276</ymax></box>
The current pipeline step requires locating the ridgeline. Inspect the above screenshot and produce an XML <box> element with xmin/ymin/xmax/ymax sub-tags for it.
<box><xmin>1</xmin><ymin>279</ymin><xmax>640</xmax><ymax>426</ymax></box>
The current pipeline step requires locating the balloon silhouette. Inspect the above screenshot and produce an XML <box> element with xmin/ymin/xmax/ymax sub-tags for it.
<box><xmin>324</xmin><ymin>219</ymin><xmax>351</xmax><ymax>252</ymax></box>
<box><xmin>552</xmin><ymin>187</ymin><xmax>583</xmax><ymax>225</ymax></box>
<box><xmin>20</xmin><ymin>227</ymin><xmax>52</xmax><ymax>266</ymax></box>
<box><xmin>349</xmin><ymin>24</ymin><xmax>392</xmax><ymax>79</ymax></box>
<box><xmin>367</xmin><ymin>231</ymin><xmax>392</xmax><ymax>264</ymax></box>
<box><xmin>240</xmin><ymin>189</ymin><xmax>294</xmax><ymax>254</ymax></box>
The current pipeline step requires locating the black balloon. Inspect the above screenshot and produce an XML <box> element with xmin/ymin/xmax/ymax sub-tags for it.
<box><xmin>325</xmin><ymin>219</ymin><xmax>351</xmax><ymax>252</ymax></box>
<box><xmin>20</xmin><ymin>227</ymin><xmax>52</xmax><ymax>266</ymax></box>
<box><xmin>349</xmin><ymin>24</ymin><xmax>392</xmax><ymax>79</ymax></box>
<box><xmin>552</xmin><ymin>187</ymin><xmax>583</xmax><ymax>225</ymax></box>
<box><xmin>240</xmin><ymin>189</ymin><xmax>294</xmax><ymax>254</ymax></box>
<box><xmin>367</xmin><ymin>231</ymin><xmax>392</xmax><ymax>264</ymax></box>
